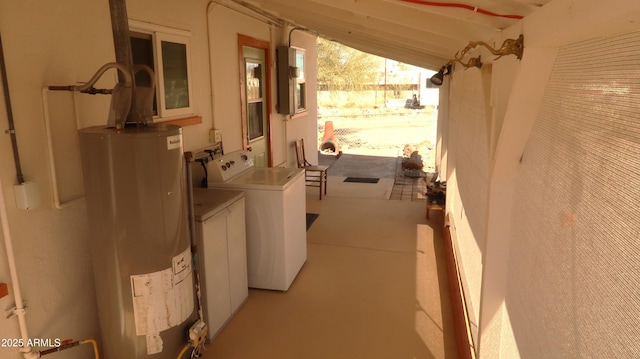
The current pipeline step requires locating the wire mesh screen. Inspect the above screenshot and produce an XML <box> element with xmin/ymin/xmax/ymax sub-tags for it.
<box><xmin>447</xmin><ymin>68</ymin><xmax>489</xmax><ymax>340</ymax></box>
<box><xmin>507</xmin><ymin>31</ymin><xmax>640</xmax><ymax>358</ymax></box>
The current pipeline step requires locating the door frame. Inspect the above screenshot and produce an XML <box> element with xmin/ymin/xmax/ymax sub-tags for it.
<box><xmin>237</xmin><ymin>34</ymin><xmax>273</xmax><ymax>167</ymax></box>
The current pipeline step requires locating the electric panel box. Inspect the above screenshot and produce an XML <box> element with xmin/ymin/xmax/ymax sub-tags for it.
<box><xmin>276</xmin><ymin>46</ymin><xmax>296</xmax><ymax>115</ymax></box>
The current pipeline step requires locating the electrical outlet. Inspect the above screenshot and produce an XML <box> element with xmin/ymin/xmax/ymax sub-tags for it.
<box><xmin>188</xmin><ymin>319</ymin><xmax>208</xmax><ymax>346</ymax></box>
<box><xmin>209</xmin><ymin>129</ymin><xmax>222</xmax><ymax>144</ymax></box>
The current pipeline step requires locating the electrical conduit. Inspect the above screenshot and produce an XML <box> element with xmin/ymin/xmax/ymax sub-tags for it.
<box><xmin>0</xmin><ymin>33</ymin><xmax>25</xmax><ymax>185</ymax></box>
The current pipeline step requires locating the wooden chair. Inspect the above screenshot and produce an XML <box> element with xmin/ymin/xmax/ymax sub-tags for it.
<box><xmin>295</xmin><ymin>138</ymin><xmax>328</xmax><ymax>200</ymax></box>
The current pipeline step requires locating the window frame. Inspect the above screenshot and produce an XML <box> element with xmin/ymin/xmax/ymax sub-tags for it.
<box><xmin>293</xmin><ymin>47</ymin><xmax>307</xmax><ymax>114</ymax></box>
<box><xmin>129</xmin><ymin>20</ymin><xmax>194</xmax><ymax>121</ymax></box>
<box><xmin>245</xmin><ymin>57</ymin><xmax>266</xmax><ymax>142</ymax></box>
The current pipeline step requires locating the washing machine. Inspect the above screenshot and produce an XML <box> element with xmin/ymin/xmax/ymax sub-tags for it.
<box><xmin>206</xmin><ymin>150</ymin><xmax>306</xmax><ymax>291</ymax></box>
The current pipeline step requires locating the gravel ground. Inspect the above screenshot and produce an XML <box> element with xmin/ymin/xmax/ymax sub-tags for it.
<box><xmin>317</xmin><ymin>109</ymin><xmax>437</xmax><ymax>172</ymax></box>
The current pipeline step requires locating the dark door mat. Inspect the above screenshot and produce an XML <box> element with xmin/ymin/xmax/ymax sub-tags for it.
<box><xmin>344</xmin><ymin>177</ymin><xmax>380</xmax><ymax>183</ymax></box>
<box><xmin>306</xmin><ymin>213</ymin><xmax>319</xmax><ymax>230</ymax></box>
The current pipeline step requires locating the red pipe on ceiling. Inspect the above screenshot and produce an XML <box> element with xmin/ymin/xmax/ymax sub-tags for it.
<box><xmin>400</xmin><ymin>0</ymin><xmax>524</xmax><ymax>20</ymax></box>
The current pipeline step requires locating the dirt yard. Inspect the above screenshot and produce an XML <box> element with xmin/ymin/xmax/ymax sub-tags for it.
<box><xmin>317</xmin><ymin>107</ymin><xmax>437</xmax><ymax>172</ymax></box>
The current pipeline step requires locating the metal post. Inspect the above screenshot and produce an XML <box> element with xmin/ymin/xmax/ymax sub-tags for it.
<box><xmin>108</xmin><ymin>0</ymin><xmax>134</xmax><ymax>84</ymax></box>
<box><xmin>108</xmin><ymin>0</ymin><xmax>136</xmax><ymax>124</ymax></box>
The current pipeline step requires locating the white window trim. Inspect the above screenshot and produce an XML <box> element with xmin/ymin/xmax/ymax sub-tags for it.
<box><xmin>129</xmin><ymin>20</ymin><xmax>194</xmax><ymax>120</ymax></box>
<box><xmin>293</xmin><ymin>46</ymin><xmax>306</xmax><ymax>114</ymax></box>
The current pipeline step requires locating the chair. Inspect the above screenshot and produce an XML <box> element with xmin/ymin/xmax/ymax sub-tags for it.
<box><xmin>295</xmin><ymin>138</ymin><xmax>328</xmax><ymax>200</ymax></box>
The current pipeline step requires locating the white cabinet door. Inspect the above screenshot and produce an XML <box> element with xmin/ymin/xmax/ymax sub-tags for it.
<box><xmin>226</xmin><ymin>198</ymin><xmax>248</xmax><ymax>313</ymax></box>
<box><xmin>201</xmin><ymin>211</ymin><xmax>231</xmax><ymax>336</ymax></box>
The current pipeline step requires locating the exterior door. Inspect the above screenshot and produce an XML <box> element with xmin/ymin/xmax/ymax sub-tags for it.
<box><xmin>242</xmin><ymin>46</ymin><xmax>269</xmax><ymax>167</ymax></box>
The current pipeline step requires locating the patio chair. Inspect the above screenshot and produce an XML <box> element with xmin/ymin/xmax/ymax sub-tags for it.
<box><xmin>295</xmin><ymin>138</ymin><xmax>328</xmax><ymax>200</ymax></box>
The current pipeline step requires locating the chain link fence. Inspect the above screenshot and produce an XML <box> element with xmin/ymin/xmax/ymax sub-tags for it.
<box><xmin>317</xmin><ymin>109</ymin><xmax>437</xmax><ymax>173</ymax></box>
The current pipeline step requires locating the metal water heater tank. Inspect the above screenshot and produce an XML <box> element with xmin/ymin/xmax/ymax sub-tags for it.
<box><xmin>79</xmin><ymin>124</ymin><xmax>195</xmax><ymax>358</ymax></box>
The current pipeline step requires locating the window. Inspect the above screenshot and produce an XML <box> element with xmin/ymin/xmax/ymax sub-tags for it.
<box><xmin>245</xmin><ymin>60</ymin><xmax>265</xmax><ymax>141</ymax></box>
<box><xmin>129</xmin><ymin>20</ymin><xmax>193</xmax><ymax>120</ymax></box>
<box><xmin>294</xmin><ymin>48</ymin><xmax>306</xmax><ymax>113</ymax></box>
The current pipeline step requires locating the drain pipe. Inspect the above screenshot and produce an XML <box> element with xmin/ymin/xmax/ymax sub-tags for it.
<box><xmin>0</xmin><ymin>176</ymin><xmax>37</xmax><ymax>358</ymax></box>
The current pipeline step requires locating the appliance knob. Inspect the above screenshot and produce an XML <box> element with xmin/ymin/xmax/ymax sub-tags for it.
<box><xmin>225</xmin><ymin>162</ymin><xmax>231</xmax><ymax>168</ymax></box>
<box><xmin>241</xmin><ymin>155</ymin><xmax>248</xmax><ymax>161</ymax></box>
<box><xmin>222</xmin><ymin>165</ymin><xmax>227</xmax><ymax>171</ymax></box>
<box><xmin>230</xmin><ymin>160</ymin><xmax>235</xmax><ymax>165</ymax></box>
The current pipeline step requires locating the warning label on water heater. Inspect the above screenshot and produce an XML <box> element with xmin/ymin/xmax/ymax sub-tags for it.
<box><xmin>130</xmin><ymin>247</ymin><xmax>194</xmax><ymax>338</ymax></box>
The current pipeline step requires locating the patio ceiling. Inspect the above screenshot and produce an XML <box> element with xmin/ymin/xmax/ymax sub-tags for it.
<box><xmin>230</xmin><ymin>0</ymin><xmax>550</xmax><ymax>70</ymax></box>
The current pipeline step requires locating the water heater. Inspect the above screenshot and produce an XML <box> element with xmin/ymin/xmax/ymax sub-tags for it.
<box><xmin>78</xmin><ymin>124</ymin><xmax>195</xmax><ymax>358</ymax></box>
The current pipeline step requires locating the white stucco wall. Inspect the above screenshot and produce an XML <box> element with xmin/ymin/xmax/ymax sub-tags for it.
<box><xmin>0</xmin><ymin>2</ymin><xmax>116</xmax><ymax>359</ymax></box>
<box><xmin>0</xmin><ymin>1</ymin><xmax>318</xmax><ymax>358</ymax></box>
<box><xmin>208</xmin><ymin>5</ymin><xmax>317</xmax><ymax>167</ymax></box>
<box><xmin>208</xmin><ymin>3</ymin><xmax>271</xmax><ymax>155</ymax></box>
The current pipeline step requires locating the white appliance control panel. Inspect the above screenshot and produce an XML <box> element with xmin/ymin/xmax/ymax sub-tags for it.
<box><xmin>207</xmin><ymin>150</ymin><xmax>254</xmax><ymax>182</ymax></box>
